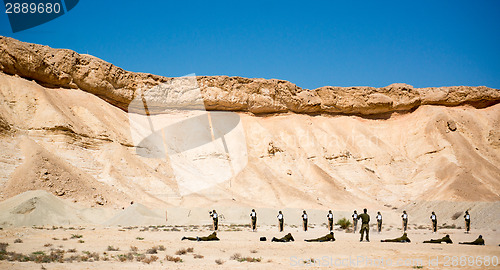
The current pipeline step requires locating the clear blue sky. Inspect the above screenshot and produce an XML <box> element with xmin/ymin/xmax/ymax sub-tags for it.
<box><xmin>1</xmin><ymin>0</ymin><xmax>499</xmax><ymax>89</ymax></box>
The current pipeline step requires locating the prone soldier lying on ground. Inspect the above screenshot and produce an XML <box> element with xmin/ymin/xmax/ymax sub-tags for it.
<box><xmin>181</xmin><ymin>232</ymin><xmax>219</xmax><ymax>241</ymax></box>
<box><xmin>423</xmin><ymin>234</ymin><xmax>453</xmax><ymax>244</ymax></box>
<box><xmin>459</xmin><ymin>235</ymin><xmax>484</xmax><ymax>246</ymax></box>
<box><xmin>381</xmin><ymin>233</ymin><xmax>411</xmax><ymax>243</ymax></box>
<box><xmin>271</xmin><ymin>233</ymin><xmax>295</xmax><ymax>242</ymax></box>
<box><xmin>305</xmin><ymin>232</ymin><xmax>335</xmax><ymax>242</ymax></box>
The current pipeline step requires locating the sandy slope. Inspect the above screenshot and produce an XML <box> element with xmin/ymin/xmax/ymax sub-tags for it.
<box><xmin>0</xmin><ymin>72</ymin><xmax>499</xmax><ymax>218</ymax></box>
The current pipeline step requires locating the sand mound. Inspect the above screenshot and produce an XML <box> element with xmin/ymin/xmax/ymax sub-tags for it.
<box><xmin>0</xmin><ymin>190</ymin><xmax>86</xmax><ymax>227</ymax></box>
<box><xmin>4</xmin><ymin>138</ymin><xmax>129</xmax><ymax>207</ymax></box>
<box><xmin>103</xmin><ymin>203</ymin><xmax>165</xmax><ymax>226</ymax></box>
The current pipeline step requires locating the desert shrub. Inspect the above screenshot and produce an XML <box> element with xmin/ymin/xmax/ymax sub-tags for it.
<box><xmin>136</xmin><ymin>237</ymin><xmax>144</xmax><ymax>240</ymax></box>
<box><xmin>0</xmin><ymin>243</ymin><xmax>8</xmax><ymax>253</ymax></box>
<box><xmin>130</xmin><ymin>246</ymin><xmax>138</xmax><ymax>252</ymax></box>
<box><xmin>158</xmin><ymin>245</ymin><xmax>166</xmax><ymax>251</ymax></box>
<box><xmin>335</xmin><ymin>218</ymin><xmax>352</xmax><ymax>230</ymax></box>
<box><xmin>165</xmin><ymin>255</ymin><xmax>182</xmax><ymax>263</ymax></box>
<box><xmin>146</xmin><ymin>247</ymin><xmax>157</xmax><ymax>254</ymax></box>
<box><xmin>107</xmin><ymin>246</ymin><xmax>119</xmax><ymax>251</ymax></box>
<box><xmin>175</xmin><ymin>248</ymin><xmax>187</xmax><ymax>255</ymax></box>
<box><xmin>215</xmin><ymin>259</ymin><xmax>224</xmax><ymax>265</ymax></box>
<box><xmin>14</xmin><ymin>239</ymin><xmax>23</xmax><ymax>243</ymax></box>
<box><xmin>67</xmin><ymin>248</ymin><xmax>77</xmax><ymax>253</ymax></box>
<box><xmin>250</xmin><ymin>250</ymin><xmax>258</xmax><ymax>253</ymax></box>
<box><xmin>186</xmin><ymin>247</ymin><xmax>194</xmax><ymax>253</ymax></box>
<box><xmin>142</xmin><ymin>255</ymin><xmax>158</xmax><ymax>264</ymax></box>
<box><xmin>230</xmin><ymin>253</ymin><xmax>242</xmax><ymax>260</ymax></box>
<box><xmin>193</xmin><ymin>254</ymin><xmax>204</xmax><ymax>259</ymax></box>
<box><xmin>70</xmin><ymin>234</ymin><xmax>82</xmax><ymax>239</ymax></box>
<box><xmin>78</xmin><ymin>240</ymin><xmax>84</xmax><ymax>243</ymax></box>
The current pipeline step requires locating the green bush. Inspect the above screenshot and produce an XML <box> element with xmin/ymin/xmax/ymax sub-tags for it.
<box><xmin>335</xmin><ymin>218</ymin><xmax>352</xmax><ymax>229</ymax></box>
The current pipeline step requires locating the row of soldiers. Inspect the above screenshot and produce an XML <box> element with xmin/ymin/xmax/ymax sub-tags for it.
<box><xmin>185</xmin><ymin>209</ymin><xmax>484</xmax><ymax>245</ymax></box>
<box><xmin>352</xmin><ymin>210</ymin><xmax>471</xmax><ymax>234</ymax></box>
<box><xmin>182</xmin><ymin>231</ymin><xmax>485</xmax><ymax>245</ymax></box>
<box><xmin>209</xmin><ymin>209</ymin><xmax>473</xmax><ymax>234</ymax></box>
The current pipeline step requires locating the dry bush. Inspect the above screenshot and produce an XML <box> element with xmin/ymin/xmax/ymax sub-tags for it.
<box><xmin>14</xmin><ymin>239</ymin><xmax>23</xmax><ymax>243</ymax></box>
<box><xmin>78</xmin><ymin>240</ymin><xmax>84</xmax><ymax>243</ymax></box>
<box><xmin>250</xmin><ymin>250</ymin><xmax>258</xmax><ymax>253</ymax></box>
<box><xmin>130</xmin><ymin>246</ymin><xmax>138</xmax><ymax>252</ymax></box>
<box><xmin>142</xmin><ymin>255</ymin><xmax>158</xmax><ymax>264</ymax></box>
<box><xmin>70</xmin><ymin>234</ymin><xmax>83</xmax><ymax>239</ymax></box>
<box><xmin>0</xmin><ymin>243</ymin><xmax>8</xmax><ymax>253</ymax></box>
<box><xmin>43</xmin><ymin>243</ymin><xmax>52</xmax><ymax>247</ymax></box>
<box><xmin>146</xmin><ymin>247</ymin><xmax>157</xmax><ymax>254</ymax></box>
<box><xmin>193</xmin><ymin>254</ymin><xmax>204</xmax><ymax>259</ymax></box>
<box><xmin>67</xmin><ymin>248</ymin><xmax>77</xmax><ymax>253</ymax></box>
<box><xmin>165</xmin><ymin>255</ymin><xmax>182</xmax><ymax>263</ymax></box>
<box><xmin>230</xmin><ymin>253</ymin><xmax>241</xmax><ymax>260</ymax></box>
<box><xmin>158</xmin><ymin>245</ymin><xmax>166</xmax><ymax>251</ymax></box>
<box><xmin>107</xmin><ymin>246</ymin><xmax>119</xmax><ymax>251</ymax></box>
<box><xmin>175</xmin><ymin>248</ymin><xmax>187</xmax><ymax>255</ymax></box>
<box><xmin>215</xmin><ymin>258</ymin><xmax>224</xmax><ymax>265</ymax></box>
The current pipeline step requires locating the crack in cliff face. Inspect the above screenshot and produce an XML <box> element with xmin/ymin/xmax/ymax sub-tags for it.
<box><xmin>1</xmin><ymin>36</ymin><xmax>499</xmax><ymax>116</ymax></box>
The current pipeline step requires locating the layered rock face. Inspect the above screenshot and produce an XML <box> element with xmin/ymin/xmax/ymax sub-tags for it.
<box><xmin>0</xmin><ymin>36</ymin><xmax>499</xmax><ymax>214</ymax></box>
<box><xmin>1</xmin><ymin>36</ymin><xmax>499</xmax><ymax>115</ymax></box>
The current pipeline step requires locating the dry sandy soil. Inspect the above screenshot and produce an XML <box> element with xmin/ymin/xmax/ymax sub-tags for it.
<box><xmin>1</xmin><ymin>225</ymin><xmax>499</xmax><ymax>270</ymax></box>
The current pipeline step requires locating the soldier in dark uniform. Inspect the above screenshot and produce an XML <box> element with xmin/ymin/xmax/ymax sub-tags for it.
<box><xmin>459</xmin><ymin>235</ymin><xmax>484</xmax><ymax>245</ymax></box>
<box><xmin>182</xmin><ymin>232</ymin><xmax>219</xmax><ymax>241</ymax></box>
<box><xmin>430</xmin><ymin>211</ymin><xmax>437</xmax><ymax>233</ymax></box>
<box><xmin>423</xmin><ymin>234</ymin><xmax>452</xmax><ymax>244</ymax></box>
<box><xmin>381</xmin><ymin>233</ymin><xmax>411</xmax><ymax>243</ymax></box>
<box><xmin>401</xmin><ymin>211</ymin><xmax>408</xmax><ymax>232</ymax></box>
<box><xmin>271</xmin><ymin>233</ymin><xmax>294</xmax><ymax>242</ymax></box>
<box><xmin>302</xmin><ymin>210</ymin><xmax>308</xmax><ymax>232</ymax></box>
<box><xmin>277</xmin><ymin>211</ymin><xmax>284</xmax><ymax>232</ymax></box>
<box><xmin>250</xmin><ymin>209</ymin><xmax>257</xmax><ymax>231</ymax></box>
<box><xmin>327</xmin><ymin>210</ymin><xmax>334</xmax><ymax>231</ymax></box>
<box><xmin>305</xmin><ymin>232</ymin><xmax>335</xmax><ymax>242</ymax></box>
<box><xmin>210</xmin><ymin>210</ymin><xmax>218</xmax><ymax>231</ymax></box>
<box><xmin>358</xmin><ymin>208</ymin><xmax>370</xmax><ymax>242</ymax></box>
<box><xmin>376</xmin><ymin>211</ymin><xmax>382</xmax><ymax>233</ymax></box>
<box><xmin>352</xmin><ymin>210</ymin><xmax>358</xmax><ymax>232</ymax></box>
<box><xmin>464</xmin><ymin>210</ymin><xmax>471</xmax><ymax>233</ymax></box>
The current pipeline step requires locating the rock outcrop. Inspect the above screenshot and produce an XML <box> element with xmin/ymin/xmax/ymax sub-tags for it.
<box><xmin>1</xmin><ymin>36</ymin><xmax>499</xmax><ymax>115</ymax></box>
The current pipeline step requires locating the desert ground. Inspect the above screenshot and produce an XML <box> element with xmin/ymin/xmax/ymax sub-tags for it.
<box><xmin>1</xmin><ymin>223</ymin><xmax>499</xmax><ymax>269</ymax></box>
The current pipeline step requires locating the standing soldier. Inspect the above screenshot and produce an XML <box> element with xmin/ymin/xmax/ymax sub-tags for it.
<box><xmin>401</xmin><ymin>211</ymin><xmax>408</xmax><ymax>232</ymax></box>
<box><xmin>376</xmin><ymin>211</ymin><xmax>383</xmax><ymax>233</ymax></box>
<box><xmin>358</xmin><ymin>208</ymin><xmax>370</xmax><ymax>242</ymax></box>
<box><xmin>277</xmin><ymin>211</ymin><xmax>284</xmax><ymax>232</ymax></box>
<box><xmin>327</xmin><ymin>210</ymin><xmax>334</xmax><ymax>231</ymax></box>
<box><xmin>250</xmin><ymin>209</ymin><xmax>257</xmax><ymax>232</ymax></box>
<box><xmin>352</xmin><ymin>210</ymin><xmax>358</xmax><ymax>233</ymax></box>
<box><xmin>430</xmin><ymin>211</ymin><xmax>437</xmax><ymax>233</ymax></box>
<box><xmin>302</xmin><ymin>210</ymin><xmax>308</xmax><ymax>231</ymax></box>
<box><xmin>464</xmin><ymin>210</ymin><xmax>471</xmax><ymax>234</ymax></box>
<box><xmin>210</xmin><ymin>210</ymin><xmax>218</xmax><ymax>231</ymax></box>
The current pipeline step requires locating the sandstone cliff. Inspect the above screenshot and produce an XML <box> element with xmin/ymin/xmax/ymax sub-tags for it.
<box><xmin>1</xmin><ymin>36</ymin><xmax>498</xmax><ymax>115</ymax></box>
